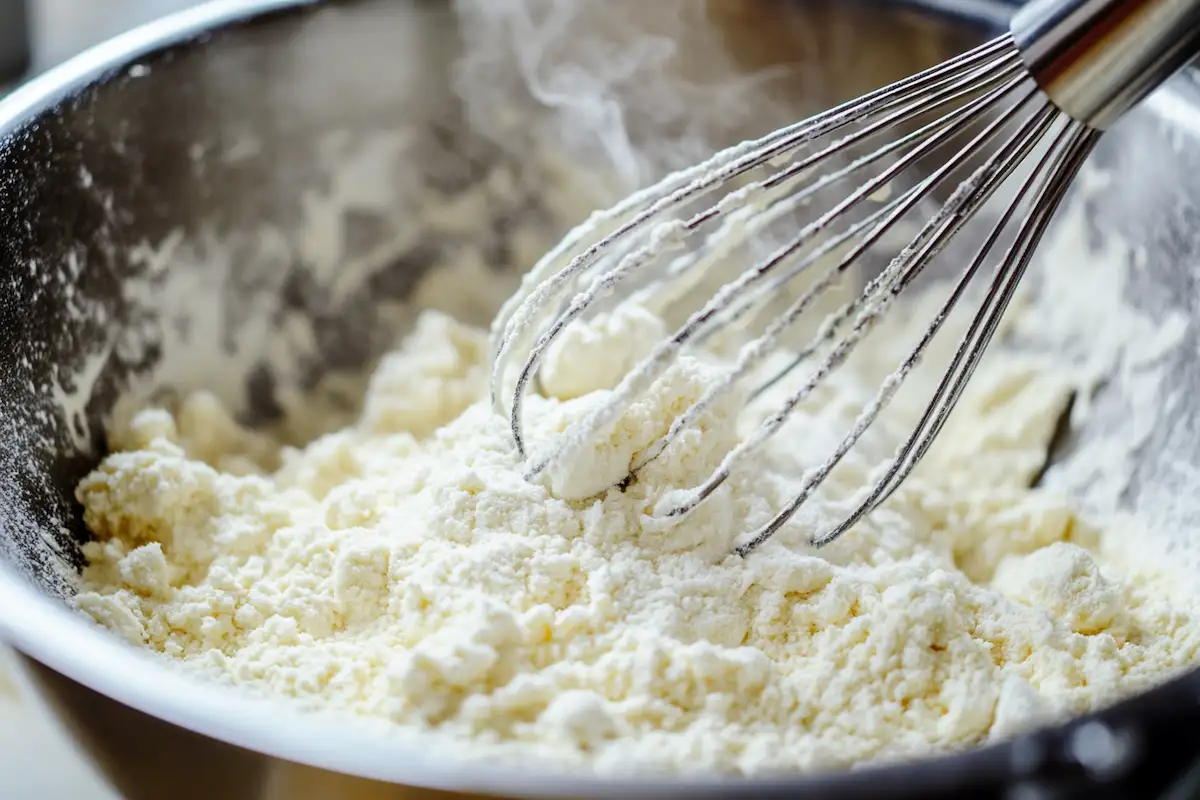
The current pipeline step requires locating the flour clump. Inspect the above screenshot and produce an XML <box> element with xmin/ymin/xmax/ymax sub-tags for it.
<box><xmin>73</xmin><ymin>303</ymin><xmax>1200</xmax><ymax>776</ymax></box>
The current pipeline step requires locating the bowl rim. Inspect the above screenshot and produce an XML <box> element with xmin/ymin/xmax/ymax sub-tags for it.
<box><xmin>0</xmin><ymin>0</ymin><xmax>1195</xmax><ymax>796</ymax></box>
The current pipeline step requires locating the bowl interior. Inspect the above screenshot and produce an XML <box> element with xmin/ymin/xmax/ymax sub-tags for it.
<box><xmin>1</xmin><ymin>0</ymin><xmax>1200</xmax><ymax>790</ymax></box>
<box><xmin>0</xmin><ymin>0</ymin><xmax>992</xmax><ymax>597</ymax></box>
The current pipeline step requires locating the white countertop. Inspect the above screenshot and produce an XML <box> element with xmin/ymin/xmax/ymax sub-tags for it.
<box><xmin>0</xmin><ymin>648</ymin><xmax>117</xmax><ymax>799</ymax></box>
<box><xmin>1</xmin><ymin>3</ymin><xmax>205</xmax><ymax>798</ymax></box>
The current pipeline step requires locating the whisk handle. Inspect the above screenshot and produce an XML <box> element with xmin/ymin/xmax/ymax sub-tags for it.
<box><xmin>1011</xmin><ymin>0</ymin><xmax>1200</xmax><ymax>129</ymax></box>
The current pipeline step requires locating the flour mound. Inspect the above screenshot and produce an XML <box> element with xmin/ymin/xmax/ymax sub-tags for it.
<box><xmin>74</xmin><ymin>308</ymin><xmax>1200</xmax><ymax>776</ymax></box>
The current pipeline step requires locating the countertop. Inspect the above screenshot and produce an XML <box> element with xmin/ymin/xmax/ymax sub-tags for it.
<box><xmin>0</xmin><ymin>647</ymin><xmax>118</xmax><ymax>798</ymax></box>
<box><xmin>0</xmin><ymin>4</ymin><xmax>204</xmax><ymax>797</ymax></box>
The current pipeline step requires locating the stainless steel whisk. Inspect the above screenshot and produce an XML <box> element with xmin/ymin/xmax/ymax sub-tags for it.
<box><xmin>489</xmin><ymin>0</ymin><xmax>1200</xmax><ymax>555</ymax></box>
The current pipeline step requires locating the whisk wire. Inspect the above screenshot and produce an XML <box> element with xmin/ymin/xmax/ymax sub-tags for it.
<box><xmin>735</xmin><ymin>116</ymin><xmax>1066</xmax><ymax>554</ymax></box>
<box><xmin>663</xmin><ymin>48</ymin><xmax>1027</xmax><ymax>325</ymax></box>
<box><xmin>626</xmin><ymin>78</ymin><xmax>1037</xmax><ymax>485</ymax></box>
<box><xmin>803</xmin><ymin>114</ymin><xmax>1096</xmax><ymax>550</ymax></box>
<box><xmin>489</xmin><ymin>39</ymin><xmax>1018</xmax><ymax>419</ymax></box>
<box><xmin>699</xmin><ymin>62</ymin><xmax>1029</xmax><ymax>342</ymax></box>
<box><xmin>522</xmin><ymin>74</ymin><xmax>1032</xmax><ymax>484</ymax></box>
<box><xmin>661</xmin><ymin>84</ymin><xmax>1045</xmax><ymax>531</ymax></box>
<box><xmin>488</xmin><ymin>0</ymin><xmax>1200</xmax><ymax>555</ymax></box>
<box><xmin>506</xmin><ymin>61</ymin><xmax>1029</xmax><ymax>461</ymax></box>
<box><xmin>857</xmin><ymin>123</ymin><xmax>1101</xmax><ymax>516</ymax></box>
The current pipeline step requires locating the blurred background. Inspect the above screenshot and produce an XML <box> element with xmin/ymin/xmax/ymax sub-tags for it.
<box><xmin>2</xmin><ymin>0</ymin><xmax>203</xmax><ymax>84</ymax></box>
<box><xmin>1</xmin><ymin>3</ymin><xmax>203</xmax><ymax>796</ymax></box>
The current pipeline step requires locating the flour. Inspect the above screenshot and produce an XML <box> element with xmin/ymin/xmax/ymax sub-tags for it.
<box><xmin>539</xmin><ymin>302</ymin><xmax>667</xmax><ymax>402</ymax></box>
<box><xmin>44</xmin><ymin>12</ymin><xmax>1200</xmax><ymax>776</ymax></box>
<box><xmin>71</xmin><ymin>288</ymin><xmax>1200</xmax><ymax>776</ymax></box>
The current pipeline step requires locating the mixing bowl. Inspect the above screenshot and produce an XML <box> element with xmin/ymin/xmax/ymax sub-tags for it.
<box><xmin>1</xmin><ymin>1</ymin><xmax>1199</xmax><ymax>798</ymax></box>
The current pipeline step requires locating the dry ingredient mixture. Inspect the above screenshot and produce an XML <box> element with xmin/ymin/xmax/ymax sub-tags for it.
<box><xmin>72</xmin><ymin>274</ymin><xmax>1200</xmax><ymax>775</ymax></box>
<box><xmin>55</xmin><ymin>1</ymin><xmax>1200</xmax><ymax>775</ymax></box>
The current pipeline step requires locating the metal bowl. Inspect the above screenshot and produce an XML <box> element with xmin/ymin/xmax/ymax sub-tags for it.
<box><xmin>1</xmin><ymin>1</ymin><xmax>1199</xmax><ymax>798</ymax></box>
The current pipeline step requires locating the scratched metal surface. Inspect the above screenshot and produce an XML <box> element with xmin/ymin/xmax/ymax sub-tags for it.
<box><xmin>0</xmin><ymin>5</ymin><xmax>203</xmax><ymax>799</ymax></box>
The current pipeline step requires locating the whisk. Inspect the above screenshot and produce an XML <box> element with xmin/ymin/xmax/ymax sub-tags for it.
<box><xmin>489</xmin><ymin>0</ymin><xmax>1200</xmax><ymax>556</ymax></box>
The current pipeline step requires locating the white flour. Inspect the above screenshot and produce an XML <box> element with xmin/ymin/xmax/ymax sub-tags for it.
<box><xmin>71</xmin><ymin>271</ymin><xmax>1200</xmax><ymax>776</ymax></box>
<box><xmin>10</xmin><ymin>0</ymin><xmax>1190</xmax><ymax>780</ymax></box>
<box><xmin>0</xmin><ymin>0</ymin><xmax>1190</xmax><ymax>785</ymax></box>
